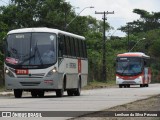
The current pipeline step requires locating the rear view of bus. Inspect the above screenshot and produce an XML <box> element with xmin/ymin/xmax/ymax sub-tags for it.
<box><xmin>4</xmin><ymin>28</ymin><xmax>88</xmax><ymax>98</ymax></box>
<box><xmin>116</xmin><ymin>52</ymin><xmax>151</xmax><ymax>88</ymax></box>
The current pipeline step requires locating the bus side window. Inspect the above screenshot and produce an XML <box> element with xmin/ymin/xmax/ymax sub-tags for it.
<box><xmin>144</xmin><ymin>61</ymin><xmax>146</xmax><ymax>67</ymax></box>
<box><xmin>71</xmin><ymin>38</ymin><xmax>76</xmax><ymax>57</ymax></box>
<box><xmin>144</xmin><ymin>59</ymin><xmax>150</xmax><ymax>67</ymax></box>
<box><xmin>75</xmin><ymin>39</ymin><xmax>80</xmax><ymax>57</ymax></box>
<box><xmin>66</xmin><ymin>36</ymin><xmax>71</xmax><ymax>56</ymax></box>
<box><xmin>70</xmin><ymin>37</ymin><xmax>75</xmax><ymax>57</ymax></box>
<box><xmin>58</xmin><ymin>35</ymin><xmax>64</xmax><ymax>57</ymax></box>
<box><xmin>84</xmin><ymin>41</ymin><xmax>87</xmax><ymax>58</ymax></box>
<box><xmin>78</xmin><ymin>39</ymin><xmax>83</xmax><ymax>58</ymax></box>
<box><xmin>82</xmin><ymin>40</ymin><xmax>87</xmax><ymax>58</ymax></box>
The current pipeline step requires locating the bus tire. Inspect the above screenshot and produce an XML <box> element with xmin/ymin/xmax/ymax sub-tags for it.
<box><xmin>119</xmin><ymin>85</ymin><xmax>122</xmax><ymax>88</ymax></box>
<box><xmin>140</xmin><ymin>84</ymin><xmax>144</xmax><ymax>87</ymax></box>
<box><xmin>67</xmin><ymin>90</ymin><xmax>74</xmax><ymax>96</ymax></box>
<box><xmin>56</xmin><ymin>80</ymin><xmax>65</xmax><ymax>97</ymax></box>
<box><xmin>14</xmin><ymin>89</ymin><xmax>22</xmax><ymax>98</ymax></box>
<box><xmin>74</xmin><ymin>79</ymin><xmax>81</xmax><ymax>96</ymax></box>
<box><xmin>145</xmin><ymin>84</ymin><xmax>149</xmax><ymax>87</ymax></box>
<box><xmin>127</xmin><ymin>85</ymin><xmax>130</xmax><ymax>88</ymax></box>
<box><xmin>31</xmin><ymin>91</ymin><xmax>38</xmax><ymax>98</ymax></box>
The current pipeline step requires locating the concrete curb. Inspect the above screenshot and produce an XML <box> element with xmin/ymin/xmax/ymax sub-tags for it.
<box><xmin>0</xmin><ymin>91</ymin><xmax>13</xmax><ymax>96</ymax></box>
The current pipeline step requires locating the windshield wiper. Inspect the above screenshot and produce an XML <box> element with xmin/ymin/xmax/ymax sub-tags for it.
<box><xmin>18</xmin><ymin>54</ymin><xmax>35</xmax><ymax>65</ymax></box>
<box><xmin>120</xmin><ymin>60</ymin><xmax>130</xmax><ymax>75</ymax></box>
<box><xmin>18</xmin><ymin>41</ymin><xmax>43</xmax><ymax>65</ymax></box>
<box><xmin>34</xmin><ymin>41</ymin><xmax>43</xmax><ymax>65</ymax></box>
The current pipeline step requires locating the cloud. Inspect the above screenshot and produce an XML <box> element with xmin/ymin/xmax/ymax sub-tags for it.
<box><xmin>66</xmin><ymin>0</ymin><xmax>160</xmax><ymax>36</ymax></box>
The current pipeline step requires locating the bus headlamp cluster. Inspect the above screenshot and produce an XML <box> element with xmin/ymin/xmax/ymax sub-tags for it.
<box><xmin>46</xmin><ymin>67</ymin><xmax>57</xmax><ymax>77</ymax></box>
<box><xmin>5</xmin><ymin>68</ymin><xmax>15</xmax><ymax>77</ymax></box>
<box><xmin>138</xmin><ymin>76</ymin><xmax>142</xmax><ymax>80</ymax></box>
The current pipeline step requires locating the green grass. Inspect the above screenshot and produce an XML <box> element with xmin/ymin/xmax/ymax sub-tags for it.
<box><xmin>83</xmin><ymin>80</ymin><xmax>116</xmax><ymax>90</ymax></box>
<box><xmin>0</xmin><ymin>85</ymin><xmax>5</xmax><ymax>92</ymax></box>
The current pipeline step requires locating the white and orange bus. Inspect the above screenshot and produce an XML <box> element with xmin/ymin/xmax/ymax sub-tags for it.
<box><xmin>4</xmin><ymin>28</ymin><xmax>88</xmax><ymax>98</ymax></box>
<box><xmin>116</xmin><ymin>52</ymin><xmax>151</xmax><ymax>88</ymax></box>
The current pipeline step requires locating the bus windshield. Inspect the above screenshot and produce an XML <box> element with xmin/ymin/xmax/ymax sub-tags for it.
<box><xmin>116</xmin><ymin>57</ymin><xmax>143</xmax><ymax>76</ymax></box>
<box><xmin>5</xmin><ymin>32</ymin><xmax>56</xmax><ymax>68</ymax></box>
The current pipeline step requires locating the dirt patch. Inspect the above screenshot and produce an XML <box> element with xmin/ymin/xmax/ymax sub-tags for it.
<box><xmin>70</xmin><ymin>95</ymin><xmax>160</xmax><ymax>120</ymax></box>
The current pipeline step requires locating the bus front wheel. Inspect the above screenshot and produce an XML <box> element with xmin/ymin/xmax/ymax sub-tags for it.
<box><xmin>14</xmin><ymin>89</ymin><xmax>22</xmax><ymax>98</ymax></box>
<box><xmin>119</xmin><ymin>85</ymin><xmax>122</xmax><ymax>88</ymax></box>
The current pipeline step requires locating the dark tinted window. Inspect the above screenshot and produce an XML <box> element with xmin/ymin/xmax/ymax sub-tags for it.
<box><xmin>70</xmin><ymin>38</ymin><xmax>75</xmax><ymax>57</ymax></box>
<box><xmin>78</xmin><ymin>40</ymin><xmax>83</xmax><ymax>57</ymax></box>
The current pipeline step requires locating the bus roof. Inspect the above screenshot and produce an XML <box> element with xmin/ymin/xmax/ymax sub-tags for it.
<box><xmin>117</xmin><ymin>52</ymin><xmax>150</xmax><ymax>58</ymax></box>
<box><xmin>8</xmin><ymin>27</ymin><xmax>85</xmax><ymax>40</ymax></box>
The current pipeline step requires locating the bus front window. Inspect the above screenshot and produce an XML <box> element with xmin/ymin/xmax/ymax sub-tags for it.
<box><xmin>30</xmin><ymin>33</ymin><xmax>56</xmax><ymax>65</ymax></box>
<box><xmin>6</xmin><ymin>33</ymin><xmax>57</xmax><ymax>68</ymax></box>
<box><xmin>116</xmin><ymin>57</ymin><xmax>142</xmax><ymax>76</ymax></box>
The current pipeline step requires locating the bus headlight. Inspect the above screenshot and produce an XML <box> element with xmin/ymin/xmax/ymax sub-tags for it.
<box><xmin>52</xmin><ymin>67</ymin><xmax>57</xmax><ymax>73</ymax></box>
<box><xmin>5</xmin><ymin>68</ymin><xmax>15</xmax><ymax>77</ymax></box>
<box><xmin>5</xmin><ymin>69</ymin><xmax>9</xmax><ymax>74</ymax></box>
<box><xmin>138</xmin><ymin>76</ymin><xmax>142</xmax><ymax>80</ymax></box>
<box><xmin>46</xmin><ymin>67</ymin><xmax>57</xmax><ymax>77</ymax></box>
<box><xmin>116</xmin><ymin>76</ymin><xmax>120</xmax><ymax>80</ymax></box>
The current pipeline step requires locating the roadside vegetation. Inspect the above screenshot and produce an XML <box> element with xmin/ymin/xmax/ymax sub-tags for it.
<box><xmin>0</xmin><ymin>0</ymin><xmax>160</xmax><ymax>87</ymax></box>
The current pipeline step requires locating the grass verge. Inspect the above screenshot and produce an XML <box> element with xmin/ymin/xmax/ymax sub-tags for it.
<box><xmin>83</xmin><ymin>80</ymin><xmax>116</xmax><ymax>90</ymax></box>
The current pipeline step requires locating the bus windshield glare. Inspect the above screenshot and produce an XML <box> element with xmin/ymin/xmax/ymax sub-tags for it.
<box><xmin>116</xmin><ymin>57</ymin><xmax>143</xmax><ymax>76</ymax></box>
<box><xmin>5</xmin><ymin>33</ymin><xmax>56</xmax><ymax>68</ymax></box>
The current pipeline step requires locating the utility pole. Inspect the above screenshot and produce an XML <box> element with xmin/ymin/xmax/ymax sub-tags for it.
<box><xmin>95</xmin><ymin>11</ymin><xmax>114</xmax><ymax>82</ymax></box>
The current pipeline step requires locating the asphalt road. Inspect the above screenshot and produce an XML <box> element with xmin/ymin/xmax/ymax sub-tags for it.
<box><xmin>0</xmin><ymin>84</ymin><xmax>160</xmax><ymax>120</ymax></box>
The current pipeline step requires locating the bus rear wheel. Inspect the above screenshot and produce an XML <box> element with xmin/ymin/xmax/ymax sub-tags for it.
<box><xmin>67</xmin><ymin>90</ymin><xmax>74</xmax><ymax>96</ymax></box>
<box><xmin>14</xmin><ymin>89</ymin><xmax>22</xmax><ymax>98</ymax></box>
<box><xmin>74</xmin><ymin>80</ymin><xmax>81</xmax><ymax>96</ymax></box>
<box><xmin>145</xmin><ymin>84</ymin><xmax>149</xmax><ymax>87</ymax></box>
<box><xmin>140</xmin><ymin>84</ymin><xmax>145</xmax><ymax>87</ymax></box>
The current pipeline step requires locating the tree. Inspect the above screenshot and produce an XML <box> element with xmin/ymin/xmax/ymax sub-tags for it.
<box><xmin>120</xmin><ymin>9</ymin><xmax>160</xmax><ymax>35</ymax></box>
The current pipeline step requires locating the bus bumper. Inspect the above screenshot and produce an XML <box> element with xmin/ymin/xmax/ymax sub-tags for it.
<box><xmin>116</xmin><ymin>76</ymin><xmax>143</xmax><ymax>85</ymax></box>
<box><xmin>5</xmin><ymin>73</ymin><xmax>63</xmax><ymax>90</ymax></box>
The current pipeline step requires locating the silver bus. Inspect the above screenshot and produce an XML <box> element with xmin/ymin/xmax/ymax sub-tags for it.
<box><xmin>4</xmin><ymin>27</ymin><xmax>88</xmax><ymax>98</ymax></box>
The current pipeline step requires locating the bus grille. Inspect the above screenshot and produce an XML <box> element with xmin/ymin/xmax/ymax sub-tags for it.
<box><xmin>17</xmin><ymin>73</ymin><xmax>45</xmax><ymax>78</ymax></box>
<box><xmin>20</xmin><ymin>82</ymin><xmax>40</xmax><ymax>86</ymax></box>
<box><xmin>122</xmin><ymin>81</ymin><xmax>136</xmax><ymax>84</ymax></box>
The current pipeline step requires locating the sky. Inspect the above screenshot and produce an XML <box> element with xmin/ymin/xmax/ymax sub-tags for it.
<box><xmin>0</xmin><ymin>0</ymin><xmax>159</xmax><ymax>37</ymax></box>
<box><xmin>65</xmin><ymin>0</ymin><xmax>160</xmax><ymax>37</ymax></box>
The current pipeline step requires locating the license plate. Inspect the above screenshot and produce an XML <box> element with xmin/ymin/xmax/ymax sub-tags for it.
<box><xmin>16</xmin><ymin>69</ymin><xmax>29</xmax><ymax>75</ymax></box>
